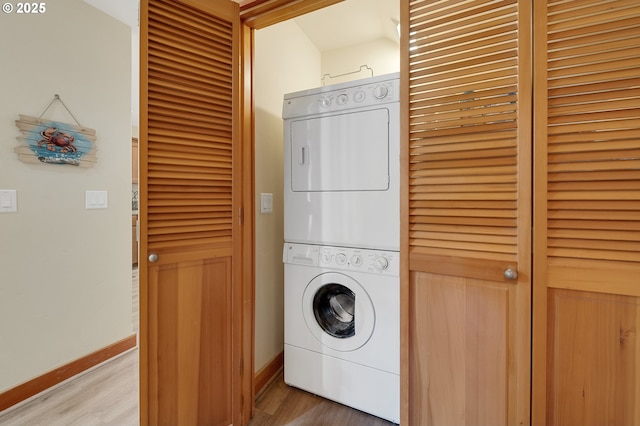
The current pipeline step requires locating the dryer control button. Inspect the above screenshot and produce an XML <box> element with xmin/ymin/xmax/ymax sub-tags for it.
<box><xmin>374</xmin><ymin>256</ymin><xmax>390</xmax><ymax>271</ymax></box>
<box><xmin>336</xmin><ymin>253</ymin><xmax>347</xmax><ymax>265</ymax></box>
<box><xmin>320</xmin><ymin>97</ymin><xmax>331</xmax><ymax>108</ymax></box>
<box><xmin>353</xmin><ymin>90</ymin><xmax>366</xmax><ymax>102</ymax></box>
<box><xmin>321</xmin><ymin>252</ymin><xmax>332</xmax><ymax>264</ymax></box>
<box><xmin>350</xmin><ymin>255</ymin><xmax>363</xmax><ymax>267</ymax></box>
<box><xmin>337</xmin><ymin>93</ymin><xmax>349</xmax><ymax>105</ymax></box>
<box><xmin>373</xmin><ymin>85</ymin><xmax>389</xmax><ymax>99</ymax></box>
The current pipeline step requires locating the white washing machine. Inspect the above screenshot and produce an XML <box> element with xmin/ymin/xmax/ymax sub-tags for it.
<box><xmin>283</xmin><ymin>242</ymin><xmax>399</xmax><ymax>424</ymax></box>
<box><xmin>282</xmin><ymin>73</ymin><xmax>400</xmax><ymax>250</ymax></box>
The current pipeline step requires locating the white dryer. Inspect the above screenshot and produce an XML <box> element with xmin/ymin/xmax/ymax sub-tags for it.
<box><xmin>283</xmin><ymin>73</ymin><xmax>400</xmax><ymax>250</ymax></box>
<box><xmin>283</xmin><ymin>242</ymin><xmax>399</xmax><ymax>423</ymax></box>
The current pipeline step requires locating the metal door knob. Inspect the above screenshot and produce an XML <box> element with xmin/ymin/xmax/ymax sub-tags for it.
<box><xmin>148</xmin><ymin>253</ymin><xmax>159</xmax><ymax>263</ymax></box>
<box><xmin>504</xmin><ymin>268</ymin><xmax>518</xmax><ymax>280</ymax></box>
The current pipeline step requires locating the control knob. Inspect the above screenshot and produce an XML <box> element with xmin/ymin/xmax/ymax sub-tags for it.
<box><xmin>373</xmin><ymin>85</ymin><xmax>389</xmax><ymax>99</ymax></box>
<box><xmin>321</xmin><ymin>252</ymin><xmax>332</xmax><ymax>264</ymax></box>
<box><xmin>336</xmin><ymin>253</ymin><xmax>347</xmax><ymax>265</ymax></box>
<box><xmin>374</xmin><ymin>256</ymin><xmax>390</xmax><ymax>271</ymax></box>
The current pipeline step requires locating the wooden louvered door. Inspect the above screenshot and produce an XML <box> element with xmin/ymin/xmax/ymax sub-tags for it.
<box><xmin>139</xmin><ymin>1</ymin><xmax>244</xmax><ymax>425</ymax></box>
<box><xmin>403</xmin><ymin>1</ymin><xmax>531</xmax><ymax>424</ymax></box>
<box><xmin>532</xmin><ymin>2</ymin><xmax>640</xmax><ymax>424</ymax></box>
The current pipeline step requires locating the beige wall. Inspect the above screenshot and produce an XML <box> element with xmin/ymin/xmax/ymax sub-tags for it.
<box><xmin>0</xmin><ymin>0</ymin><xmax>133</xmax><ymax>392</ymax></box>
<box><xmin>253</xmin><ymin>22</ymin><xmax>399</xmax><ymax>372</ymax></box>
<box><xmin>254</xmin><ymin>20</ymin><xmax>321</xmax><ymax>372</ymax></box>
<box><xmin>322</xmin><ymin>38</ymin><xmax>400</xmax><ymax>84</ymax></box>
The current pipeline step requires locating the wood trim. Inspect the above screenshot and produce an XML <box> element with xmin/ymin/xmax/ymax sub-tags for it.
<box><xmin>132</xmin><ymin>137</ymin><xmax>139</xmax><ymax>184</ymax></box>
<box><xmin>0</xmin><ymin>334</ymin><xmax>137</xmax><ymax>413</ymax></box>
<box><xmin>514</xmin><ymin>2</ymin><xmax>533</xmax><ymax>423</ymax></box>
<box><xmin>240</xmin><ymin>0</ymin><xmax>343</xmax><ymax>29</ymax></box>
<box><xmin>230</xmin><ymin>3</ymin><xmax>245</xmax><ymax>425</ymax></box>
<box><xmin>241</xmin><ymin>21</ymin><xmax>256</xmax><ymax>424</ymax></box>
<box><xmin>547</xmin><ymin>259</ymin><xmax>640</xmax><ymax>297</ymax></box>
<box><xmin>138</xmin><ymin>2</ymin><xmax>149</xmax><ymax>424</ymax></box>
<box><xmin>147</xmin><ymin>245</ymin><xmax>233</xmax><ymax>265</ymax></box>
<box><xmin>399</xmin><ymin>0</ymin><xmax>410</xmax><ymax>424</ymax></box>
<box><xmin>409</xmin><ymin>251</ymin><xmax>519</xmax><ymax>283</ymax></box>
<box><xmin>254</xmin><ymin>351</ymin><xmax>284</xmax><ymax>397</ymax></box>
<box><xmin>531</xmin><ymin>1</ymin><xmax>549</xmax><ymax>422</ymax></box>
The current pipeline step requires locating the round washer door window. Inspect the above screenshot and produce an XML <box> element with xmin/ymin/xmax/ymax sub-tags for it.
<box><xmin>302</xmin><ymin>272</ymin><xmax>375</xmax><ymax>352</ymax></box>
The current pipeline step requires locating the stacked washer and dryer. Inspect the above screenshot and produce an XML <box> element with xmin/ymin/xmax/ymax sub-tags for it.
<box><xmin>282</xmin><ymin>73</ymin><xmax>400</xmax><ymax>423</ymax></box>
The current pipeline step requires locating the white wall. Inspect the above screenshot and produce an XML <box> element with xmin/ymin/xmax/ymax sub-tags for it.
<box><xmin>253</xmin><ymin>23</ymin><xmax>399</xmax><ymax>373</ymax></box>
<box><xmin>253</xmin><ymin>20</ymin><xmax>321</xmax><ymax>372</ymax></box>
<box><xmin>0</xmin><ymin>0</ymin><xmax>133</xmax><ymax>392</ymax></box>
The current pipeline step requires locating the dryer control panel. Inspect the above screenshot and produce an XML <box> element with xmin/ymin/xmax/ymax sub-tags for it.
<box><xmin>283</xmin><ymin>243</ymin><xmax>399</xmax><ymax>277</ymax></box>
<box><xmin>282</xmin><ymin>72</ymin><xmax>400</xmax><ymax>119</ymax></box>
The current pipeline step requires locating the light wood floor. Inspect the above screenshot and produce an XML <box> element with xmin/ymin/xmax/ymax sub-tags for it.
<box><xmin>0</xmin><ymin>267</ymin><xmax>396</xmax><ymax>426</ymax></box>
<box><xmin>250</xmin><ymin>372</ymin><xmax>396</xmax><ymax>426</ymax></box>
<box><xmin>0</xmin><ymin>349</ymin><xmax>139</xmax><ymax>426</ymax></box>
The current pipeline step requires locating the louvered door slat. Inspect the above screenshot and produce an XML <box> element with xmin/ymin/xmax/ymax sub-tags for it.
<box><xmin>147</xmin><ymin>131</ymin><xmax>231</xmax><ymax>148</ymax></box>
<box><xmin>149</xmin><ymin>84</ymin><xmax>232</xmax><ymax>104</ymax></box>
<box><xmin>147</xmin><ymin>0</ymin><xmax>233</xmax><ymax>250</ymax></box>
<box><xmin>550</xmin><ymin>44</ymin><xmax>638</xmax><ymax>67</ymax></box>
<box><xmin>549</xmin><ymin>218</ymin><xmax>640</xmax><ymax>230</ymax></box>
<box><xmin>415</xmin><ymin>33</ymin><xmax>516</xmax><ymax>64</ymax></box>
<box><xmin>149</xmin><ymin>99</ymin><xmax>230</xmax><ymax>121</ymax></box>
<box><xmin>544</xmin><ymin>0</ymin><xmax>640</xmax><ymax>274</ymax></box>
<box><xmin>549</xmin><ymin>19</ymin><xmax>639</xmax><ymax>47</ymax></box>
<box><xmin>150</xmin><ymin>81</ymin><xmax>233</xmax><ymax>106</ymax></box>
<box><xmin>151</xmin><ymin>1</ymin><xmax>233</xmax><ymax>40</ymax></box>
<box><xmin>150</xmin><ymin>18</ymin><xmax>232</xmax><ymax>51</ymax></box>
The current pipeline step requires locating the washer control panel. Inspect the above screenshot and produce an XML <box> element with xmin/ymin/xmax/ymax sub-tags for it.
<box><xmin>284</xmin><ymin>243</ymin><xmax>399</xmax><ymax>276</ymax></box>
<box><xmin>282</xmin><ymin>73</ymin><xmax>399</xmax><ymax>119</ymax></box>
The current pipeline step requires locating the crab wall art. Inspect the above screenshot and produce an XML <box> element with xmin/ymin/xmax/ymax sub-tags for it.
<box><xmin>38</xmin><ymin>126</ymin><xmax>78</xmax><ymax>153</ymax></box>
<box><xmin>14</xmin><ymin>115</ymin><xmax>97</xmax><ymax>167</ymax></box>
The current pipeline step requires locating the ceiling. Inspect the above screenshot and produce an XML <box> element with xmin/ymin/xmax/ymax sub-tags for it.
<box><xmin>84</xmin><ymin>0</ymin><xmax>399</xmax><ymax>51</ymax></box>
<box><xmin>84</xmin><ymin>0</ymin><xmax>138</xmax><ymax>28</ymax></box>
<box><xmin>290</xmin><ymin>0</ymin><xmax>399</xmax><ymax>51</ymax></box>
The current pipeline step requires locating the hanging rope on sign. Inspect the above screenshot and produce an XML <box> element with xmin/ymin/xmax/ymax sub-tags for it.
<box><xmin>39</xmin><ymin>94</ymin><xmax>83</xmax><ymax>127</ymax></box>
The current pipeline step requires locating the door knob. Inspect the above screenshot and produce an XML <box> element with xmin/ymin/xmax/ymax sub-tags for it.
<box><xmin>504</xmin><ymin>268</ymin><xmax>518</xmax><ymax>280</ymax></box>
<box><xmin>148</xmin><ymin>253</ymin><xmax>159</xmax><ymax>263</ymax></box>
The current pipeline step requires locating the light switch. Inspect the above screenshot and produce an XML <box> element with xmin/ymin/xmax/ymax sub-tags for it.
<box><xmin>0</xmin><ymin>190</ymin><xmax>17</xmax><ymax>213</ymax></box>
<box><xmin>86</xmin><ymin>190</ymin><xmax>108</xmax><ymax>209</ymax></box>
<box><xmin>260</xmin><ymin>193</ymin><xmax>273</xmax><ymax>214</ymax></box>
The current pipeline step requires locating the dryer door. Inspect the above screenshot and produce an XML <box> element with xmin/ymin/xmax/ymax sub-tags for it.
<box><xmin>289</xmin><ymin>108</ymin><xmax>390</xmax><ymax>192</ymax></box>
<box><xmin>302</xmin><ymin>272</ymin><xmax>375</xmax><ymax>352</ymax></box>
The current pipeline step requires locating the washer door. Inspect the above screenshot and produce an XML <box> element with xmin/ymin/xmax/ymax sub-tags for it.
<box><xmin>302</xmin><ymin>272</ymin><xmax>375</xmax><ymax>352</ymax></box>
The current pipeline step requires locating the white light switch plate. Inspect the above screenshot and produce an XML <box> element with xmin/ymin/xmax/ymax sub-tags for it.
<box><xmin>0</xmin><ymin>190</ymin><xmax>17</xmax><ymax>213</ymax></box>
<box><xmin>86</xmin><ymin>190</ymin><xmax>108</xmax><ymax>209</ymax></box>
<box><xmin>260</xmin><ymin>193</ymin><xmax>273</xmax><ymax>214</ymax></box>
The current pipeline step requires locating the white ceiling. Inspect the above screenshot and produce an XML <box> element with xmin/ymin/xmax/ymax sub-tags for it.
<box><xmin>84</xmin><ymin>0</ymin><xmax>138</xmax><ymax>28</ymax></box>
<box><xmin>84</xmin><ymin>0</ymin><xmax>399</xmax><ymax>51</ymax></box>
<box><xmin>293</xmin><ymin>0</ymin><xmax>399</xmax><ymax>51</ymax></box>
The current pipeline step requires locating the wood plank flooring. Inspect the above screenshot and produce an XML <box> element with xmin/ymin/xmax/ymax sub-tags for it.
<box><xmin>0</xmin><ymin>349</ymin><xmax>139</xmax><ymax>426</ymax></box>
<box><xmin>250</xmin><ymin>372</ymin><xmax>396</xmax><ymax>426</ymax></box>
<box><xmin>0</xmin><ymin>267</ymin><xmax>396</xmax><ymax>425</ymax></box>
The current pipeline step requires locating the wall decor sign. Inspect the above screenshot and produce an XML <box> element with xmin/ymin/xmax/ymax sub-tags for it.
<box><xmin>14</xmin><ymin>95</ymin><xmax>97</xmax><ymax>167</ymax></box>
